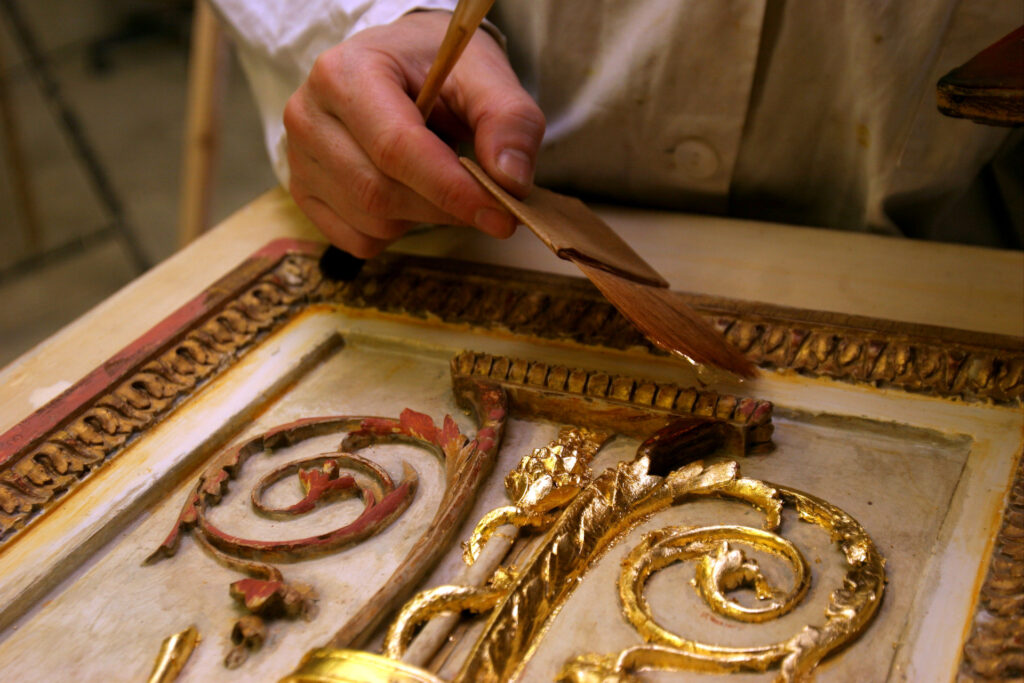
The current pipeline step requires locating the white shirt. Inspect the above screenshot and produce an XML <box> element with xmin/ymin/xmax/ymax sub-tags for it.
<box><xmin>210</xmin><ymin>0</ymin><xmax>1019</xmax><ymax>244</ymax></box>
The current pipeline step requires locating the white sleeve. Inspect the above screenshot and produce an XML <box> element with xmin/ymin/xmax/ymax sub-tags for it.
<box><xmin>208</xmin><ymin>0</ymin><xmax>459</xmax><ymax>185</ymax></box>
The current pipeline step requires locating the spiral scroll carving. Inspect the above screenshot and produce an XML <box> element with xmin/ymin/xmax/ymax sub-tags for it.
<box><xmin>147</xmin><ymin>404</ymin><xmax>509</xmax><ymax>667</ymax></box>
<box><xmin>579</xmin><ymin>484</ymin><xmax>885</xmax><ymax>681</ymax></box>
<box><xmin>442</xmin><ymin>458</ymin><xmax>884</xmax><ymax>683</ymax></box>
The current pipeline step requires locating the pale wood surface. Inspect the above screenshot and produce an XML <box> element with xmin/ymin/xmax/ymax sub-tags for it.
<box><xmin>2</xmin><ymin>186</ymin><xmax>1022</xmax><ymax>436</ymax></box>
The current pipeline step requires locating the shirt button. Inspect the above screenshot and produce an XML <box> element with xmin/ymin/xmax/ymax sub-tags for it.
<box><xmin>671</xmin><ymin>138</ymin><xmax>720</xmax><ymax>180</ymax></box>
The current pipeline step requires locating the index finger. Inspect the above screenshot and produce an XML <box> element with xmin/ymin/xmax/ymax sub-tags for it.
<box><xmin>312</xmin><ymin>51</ymin><xmax>514</xmax><ymax>237</ymax></box>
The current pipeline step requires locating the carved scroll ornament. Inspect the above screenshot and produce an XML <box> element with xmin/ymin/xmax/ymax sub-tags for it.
<box><xmin>435</xmin><ymin>459</ymin><xmax>882</xmax><ymax>682</ymax></box>
<box><xmin>560</xmin><ymin>475</ymin><xmax>884</xmax><ymax>682</ymax></box>
<box><xmin>147</xmin><ymin>374</ymin><xmax>508</xmax><ymax>668</ymax></box>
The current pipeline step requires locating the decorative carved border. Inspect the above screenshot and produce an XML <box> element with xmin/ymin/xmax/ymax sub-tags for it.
<box><xmin>0</xmin><ymin>240</ymin><xmax>337</xmax><ymax>543</ymax></box>
<box><xmin>340</xmin><ymin>254</ymin><xmax>1023</xmax><ymax>405</ymax></box>
<box><xmin>960</xmin><ymin>448</ymin><xmax>1024</xmax><ymax>680</ymax></box>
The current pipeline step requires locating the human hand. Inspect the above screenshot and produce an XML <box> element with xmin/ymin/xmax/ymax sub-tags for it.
<box><xmin>283</xmin><ymin>11</ymin><xmax>545</xmax><ymax>258</ymax></box>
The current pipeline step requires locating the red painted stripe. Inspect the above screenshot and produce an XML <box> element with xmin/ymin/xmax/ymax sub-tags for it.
<box><xmin>0</xmin><ymin>239</ymin><xmax>324</xmax><ymax>467</ymax></box>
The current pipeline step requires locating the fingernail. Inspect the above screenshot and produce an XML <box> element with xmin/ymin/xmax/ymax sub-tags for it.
<box><xmin>475</xmin><ymin>207</ymin><xmax>515</xmax><ymax>237</ymax></box>
<box><xmin>497</xmin><ymin>148</ymin><xmax>534</xmax><ymax>189</ymax></box>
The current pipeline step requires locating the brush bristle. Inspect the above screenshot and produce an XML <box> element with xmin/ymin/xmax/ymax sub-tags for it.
<box><xmin>575</xmin><ymin>261</ymin><xmax>757</xmax><ymax>379</ymax></box>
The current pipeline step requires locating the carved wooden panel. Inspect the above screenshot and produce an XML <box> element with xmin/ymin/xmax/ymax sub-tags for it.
<box><xmin>0</xmin><ymin>240</ymin><xmax>1020</xmax><ymax>682</ymax></box>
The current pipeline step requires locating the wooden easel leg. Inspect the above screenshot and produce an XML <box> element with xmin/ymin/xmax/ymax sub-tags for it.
<box><xmin>0</xmin><ymin>38</ymin><xmax>43</xmax><ymax>252</ymax></box>
<box><xmin>177</xmin><ymin>0</ymin><xmax>229</xmax><ymax>248</ymax></box>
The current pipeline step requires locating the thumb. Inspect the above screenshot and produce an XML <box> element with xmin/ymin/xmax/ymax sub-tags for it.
<box><xmin>453</xmin><ymin>55</ymin><xmax>545</xmax><ymax>198</ymax></box>
<box><xmin>474</xmin><ymin>94</ymin><xmax>545</xmax><ymax>198</ymax></box>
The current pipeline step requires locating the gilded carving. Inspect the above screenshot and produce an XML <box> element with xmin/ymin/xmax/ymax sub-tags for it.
<box><xmin>283</xmin><ymin>649</ymin><xmax>443</xmax><ymax>683</ymax></box>
<box><xmin>367</xmin><ymin>407</ymin><xmax>881</xmax><ymax>683</ymax></box>
<box><xmin>146</xmin><ymin>625</ymin><xmax>199</xmax><ymax>683</ymax></box>
<box><xmin>960</xmin><ymin>449</ymin><xmax>1024</xmax><ymax>680</ymax></box>
<box><xmin>462</xmin><ymin>426</ymin><xmax>611</xmax><ymax>565</ymax></box>
<box><xmin>435</xmin><ymin>455</ymin><xmax>884</xmax><ymax>682</ymax></box>
<box><xmin>562</xmin><ymin>483</ymin><xmax>884</xmax><ymax>682</ymax></box>
<box><xmin>384</xmin><ymin>567</ymin><xmax>519</xmax><ymax>661</ymax></box>
<box><xmin>381</xmin><ymin>382</ymin><xmax>763</xmax><ymax>672</ymax></box>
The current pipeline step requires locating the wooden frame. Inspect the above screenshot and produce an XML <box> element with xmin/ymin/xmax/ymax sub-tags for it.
<box><xmin>0</xmin><ymin>240</ymin><xmax>1020</xmax><ymax>680</ymax></box>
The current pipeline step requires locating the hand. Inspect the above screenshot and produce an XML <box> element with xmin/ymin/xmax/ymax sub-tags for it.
<box><xmin>283</xmin><ymin>11</ymin><xmax>546</xmax><ymax>258</ymax></box>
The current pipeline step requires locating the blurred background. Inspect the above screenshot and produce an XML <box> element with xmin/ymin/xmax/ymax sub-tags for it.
<box><xmin>1</xmin><ymin>2</ymin><xmax>1020</xmax><ymax>371</ymax></box>
<box><xmin>0</xmin><ymin>0</ymin><xmax>276</xmax><ymax>367</ymax></box>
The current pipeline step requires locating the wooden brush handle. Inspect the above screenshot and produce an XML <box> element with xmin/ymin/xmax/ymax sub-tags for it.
<box><xmin>415</xmin><ymin>0</ymin><xmax>496</xmax><ymax>119</ymax></box>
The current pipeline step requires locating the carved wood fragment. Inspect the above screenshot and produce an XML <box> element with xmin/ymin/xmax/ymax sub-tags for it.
<box><xmin>147</xmin><ymin>376</ymin><xmax>507</xmax><ymax>668</ymax></box>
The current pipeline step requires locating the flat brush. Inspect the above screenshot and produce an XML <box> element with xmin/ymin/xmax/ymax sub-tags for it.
<box><xmin>460</xmin><ymin>157</ymin><xmax>757</xmax><ymax>379</ymax></box>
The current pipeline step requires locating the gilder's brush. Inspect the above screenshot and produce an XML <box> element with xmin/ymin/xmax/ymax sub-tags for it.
<box><xmin>461</xmin><ymin>157</ymin><xmax>757</xmax><ymax>379</ymax></box>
